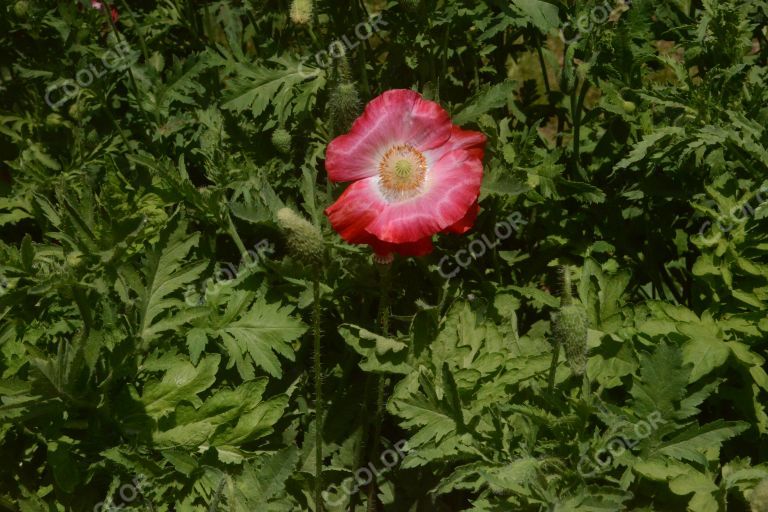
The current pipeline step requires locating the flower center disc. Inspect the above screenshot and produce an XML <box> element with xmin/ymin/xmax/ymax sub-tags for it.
<box><xmin>378</xmin><ymin>144</ymin><xmax>427</xmax><ymax>201</ymax></box>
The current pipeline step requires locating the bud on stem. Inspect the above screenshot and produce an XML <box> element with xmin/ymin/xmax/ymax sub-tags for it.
<box><xmin>289</xmin><ymin>0</ymin><xmax>313</xmax><ymax>25</ymax></box>
<box><xmin>751</xmin><ymin>478</ymin><xmax>768</xmax><ymax>512</ymax></box>
<box><xmin>551</xmin><ymin>266</ymin><xmax>588</xmax><ymax>376</ymax></box>
<box><xmin>276</xmin><ymin>208</ymin><xmax>324</xmax><ymax>266</ymax></box>
<box><xmin>328</xmin><ymin>82</ymin><xmax>361</xmax><ymax>136</ymax></box>
<box><xmin>271</xmin><ymin>128</ymin><xmax>292</xmax><ymax>155</ymax></box>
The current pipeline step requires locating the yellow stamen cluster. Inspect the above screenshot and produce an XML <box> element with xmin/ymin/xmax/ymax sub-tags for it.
<box><xmin>378</xmin><ymin>144</ymin><xmax>426</xmax><ymax>201</ymax></box>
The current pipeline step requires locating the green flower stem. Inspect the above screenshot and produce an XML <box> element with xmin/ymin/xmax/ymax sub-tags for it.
<box><xmin>208</xmin><ymin>475</ymin><xmax>225</xmax><ymax>512</ymax></box>
<box><xmin>313</xmin><ymin>274</ymin><xmax>324</xmax><ymax>512</ymax></box>
<box><xmin>536</xmin><ymin>37</ymin><xmax>551</xmax><ymax>96</ymax></box>
<box><xmin>353</xmin><ymin>0</ymin><xmax>370</xmax><ymax>96</ymax></box>
<box><xmin>547</xmin><ymin>340</ymin><xmax>560</xmax><ymax>394</ymax></box>
<box><xmin>437</xmin><ymin>24</ymin><xmax>450</xmax><ymax>102</ymax></box>
<box><xmin>561</xmin><ymin>267</ymin><xmax>573</xmax><ymax>306</ymax></box>
<box><xmin>101</xmin><ymin>3</ymin><xmax>156</xmax><ymax>129</ymax></box>
<box><xmin>582</xmin><ymin>372</ymin><xmax>592</xmax><ymax>404</ymax></box>
<box><xmin>226</xmin><ymin>213</ymin><xmax>251</xmax><ymax>265</ymax></box>
<box><xmin>114</xmin><ymin>0</ymin><xmax>150</xmax><ymax>63</ymax></box>
<box><xmin>367</xmin><ymin>260</ymin><xmax>392</xmax><ymax>512</ymax></box>
<box><xmin>572</xmin><ymin>79</ymin><xmax>590</xmax><ymax>180</ymax></box>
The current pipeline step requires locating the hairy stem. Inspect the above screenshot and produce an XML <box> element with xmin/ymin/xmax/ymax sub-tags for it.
<box><xmin>367</xmin><ymin>260</ymin><xmax>391</xmax><ymax>512</ymax></box>
<box><xmin>547</xmin><ymin>341</ymin><xmax>560</xmax><ymax>394</ymax></box>
<box><xmin>313</xmin><ymin>275</ymin><xmax>324</xmax><ymax>512</ymax></box>
<box><xmin>572</xmin><ymin>79</ymin><xmax>590</xmax><ymax>179</ymax></box>
<box><xmin>536</xmin><ymin>36</ymin><xmax>551</xmax><ymax>96</ymax></box>
<box><xmin>226</xmin><ymin>213</ymin><xmax>251</xmax><ymax>265</ymax></box>
<box><xmin>207</xmin><ymin>476</ymin><xmax>225</xmax><ymax>512</ymax></box>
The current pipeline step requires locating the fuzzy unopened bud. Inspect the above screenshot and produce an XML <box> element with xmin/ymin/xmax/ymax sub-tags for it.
<box><xmin>276</xmin><ymin>208</ymin><xmax>324</xmax><ymax>265</ymax></box>
<box><xmin>752</xmin><ymin>478</ymin><xmax>768</xmax><ymax>512</ymax></box>
<box><xmin>552</xmin><ymin>304</ymin><xmax>588</xmax><ymax>375</ymax></box>
<box><xmin>66</xmin><ymin>250</ymin><xmax>84</xmax><ymax>268</ymax></box>
<box><xmin>552</xmin><ymin>267</ymin><xmax>588</xmax><ymax>375</ymax></box>
<box><xmin>271</xmin><ymin>128</ymin><xmax>292</xmax><ymax>154</ymax></box>
<box><xmin>14</xmin><ymin>1</ymin><xmax>29</xmax><ymax>17</ymax></box>
<box><xmin>328</xmin><ymin>82</ymin><xmax>361</xmax><ymax>136</ymax></box>
<box><xmin>289</xmin><ymin>0</ymin><xmax>313</xmax><ymax>25</ymax></box>
<box><xmin>335</xmin><ymin>55</ymin><xmax>352</xmax><ymax>82</ymax></box>
<box><xmin>148</xmin><ymin>51</ymin><xmax>165</xmax><ymax>73</ymax></box>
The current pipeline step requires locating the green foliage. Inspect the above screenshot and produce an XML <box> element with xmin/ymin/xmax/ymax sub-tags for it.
<box><xmin>2</xmin><ymin>0</ymin><xmax>768</xmax><ymax>510</ymax></box>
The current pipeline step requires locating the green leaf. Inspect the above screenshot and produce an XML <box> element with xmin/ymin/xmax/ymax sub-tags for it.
<box><xmin>339</xmin><ymin>324</ymin><xmax>410</xmax><ymax>374</ymax></box>
<box><xmin>141</xmin><ymin>354</ymin><xmax>220</xmax><ymax>418</ymax></box>
<box><xmin>132</xmin><ymin>218</ymin><xmax>207</xmax><ymax>344</ymax></box>
<box><xmin>510</xmin><ymin>0</ymin><xmax>560</xmax><ymax>33</ymax></box>
<box><xmin>630</xmin><ymin>343</ymin><xmax>690</xmax><ymax>420</ymax></box>
<box><xmin>659</xmin><ymin>420</ymin><xmax>749</xmax><ymax>464</ymax></box>
<box><xmin>452</xmin><ymin>80</ymin><xmax>516</xmax><ymax>125</ymax></box>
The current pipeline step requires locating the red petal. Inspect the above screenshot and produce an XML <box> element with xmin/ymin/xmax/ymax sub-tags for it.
<box><xmin>443</xmin><ymin>202</ymin><xmax>479</xmax><ymax>234</ymax></box>
<box><xmin>426</xmin><ymin>125</ymin><xmax>486</xmax><ymax>162</ymax></box>
<box><xmin>325</xmin><ymin>89</ymin><xmax>453</xmax><ymax>183</ymax></box>
<box><xmin>364</xmin><ymin>149</ymin><xmax>483</xmax><ymax>243</ymax></box>
<box><xmin>324</xmin><ymin>177</ymin><xmax>386</xmax><ymax>244</ymax></box>
<box><xmin>367</xmin><ymin>235</ymin><xmax>434</xmax><ymax>257</ymax></box>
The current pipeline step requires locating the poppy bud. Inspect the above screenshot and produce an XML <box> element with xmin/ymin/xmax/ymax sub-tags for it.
<box><xmin>148</xmin><ymin>51</ymin><xmax>165</xmax><ymax>73</ymax></box>
<box><xmin>328</xmin><ymin>82</ymin><xmax>361</xmax><ymax>136</ymax></box>
<box><xmin>551</xmin><ymin>267</ymin><xmax>588</xmax><ymax>376</ymax></box>
<box><xmin>277</xmin><ymin>208</ymin><xmax>324</xmax><ymax>265</ymax></box>
<box><xmin>46</xmin><ymin>113</ymin><xmax>64</xmax><ymax>127</ymax></box>
<box><xmin>66</xmin><ymin>251</ymin><xmax>84</xmax><ymax>268</ymax></box>
<box><xmin>622</xmin><ymin>100</ymin><xmax>636</xmax><ymax>113</ymax></box>
<box><xmin>14</xmin><ymin>1</ymin><xmax>28</xmax><ymax>17</ymax></box>
<box><xmin>271</xmin><ymin>128</ymin><xmax>292</xmax><ymax>154</ymax></box>
<box><xmin>289</xmin><ymin>0</ymin><xmax>313</xmax><ymax>25</ymax></box>
<box><xmin>751</xmin><ymin>478</ymin><xmax>768</xmax><ymax>512</ymax></box>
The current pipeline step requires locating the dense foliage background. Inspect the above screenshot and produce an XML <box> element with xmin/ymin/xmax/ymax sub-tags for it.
<box><xmin>2</xmin><ymin>0</ymin><xmax>768</xmax><ymax>510</ymax></box>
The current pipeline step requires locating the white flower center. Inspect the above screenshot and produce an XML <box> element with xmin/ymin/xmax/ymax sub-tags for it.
<box><xmin>378</xmin><ymin>144</ymin><xmax>427</xmax><ymax>201</ymax></box>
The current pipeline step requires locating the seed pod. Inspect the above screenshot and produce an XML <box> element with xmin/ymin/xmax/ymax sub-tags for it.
<box><xmin>271</xmin><ymin>128</ymin><xmax>292</xmax><ymax>155</ymax></box>
<box><xmin>14</xmin><ymin>1</ymin><xmax>29</xmax><ymax>17</ymax></box>
<box><xmin>551</xmin><ymin>267</ymin><xmax>588</xmax><ymax>376</ymax></box>
<box><xmin>752</xmin><ymin>478</ymin><xmax>768</xmax><ymax>512</ymax></box>
<box><xmin>46</xmin><ymin>113</ymin><xmax>64</xmax><ymax>127</ymax></box>
<box><xmin>66</xmin><ymin>250</ymin><xmax>84</xmax><ymax>268</ymax></box>
<box><xmin>148</xmin><ymin>51</ymin><xmax>165</xmax><ymax>73</ymax></box>
<box><xmin>276</xmin><ymin>208</ymin><xmax>324</xmax><ymax>266</ymax></box>
<box><xmin>552</xmin><ymin>304</ymin><xmax>588</xmax><ymax>376</ymax></box>
<box><xmin>289</xmin><ymin>0</ymin><xmax>313</xmax><ymax>25</ymax></box>
<box><xmin>328</xmin><ymin>82</ymin><xmax>361</xmax><ymax>136</ymax></box>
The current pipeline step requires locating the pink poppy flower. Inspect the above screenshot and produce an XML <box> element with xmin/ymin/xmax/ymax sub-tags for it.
<box><xmin>324</xmin><ymin>89</ymin><xmax>486</xmax><ymax>259</ymax></box>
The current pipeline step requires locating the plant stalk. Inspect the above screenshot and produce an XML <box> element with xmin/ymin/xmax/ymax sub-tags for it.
<box><xmin>313</xmin><ymin>274</ymin><xmax>324</xmax><ymax>512</ymax></box>
<box><xmin>547</xmin><ymin>340</ymin><xmax>560</xmax><ymax>394</ymax></box>
<box><xmin>367</xmin><ymin>259</ymin><xmax>391</xmax><ymax>512</ymax></box>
